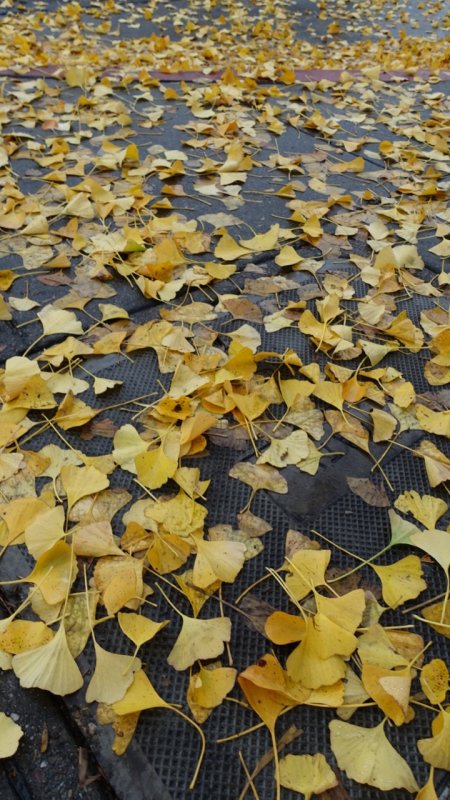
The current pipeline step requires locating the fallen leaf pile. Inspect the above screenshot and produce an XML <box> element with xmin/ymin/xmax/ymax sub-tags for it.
<box><xmin>0</xmin><ymin>0</ymin><xmax>449</xmax><ymax>796</ymax></box>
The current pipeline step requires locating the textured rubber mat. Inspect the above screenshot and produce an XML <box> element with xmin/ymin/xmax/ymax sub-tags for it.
<box><xmin>5</xmin><ymin>261</ymin><xmax>447</xmax><ymax>800</ymax></box>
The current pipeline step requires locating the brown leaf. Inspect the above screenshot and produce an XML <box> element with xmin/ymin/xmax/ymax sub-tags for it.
<box><xmin>239</xmin><ymin>594</ymin><xmax>277</xmax><ymax>635</ymax></box>
<box><xmin>346</xmin><ymin>477</ymin><xmax>390</xmax><ymax>507</ymax></box>
<box><xmin>221</xmin><ymin>297</ymin><xmax>263</xmax><ymax>322</ymax></box>
<box><xmin>80</xmin><ymin>418</ymin><xmax>118</xmax><ymax>440</ymax></box>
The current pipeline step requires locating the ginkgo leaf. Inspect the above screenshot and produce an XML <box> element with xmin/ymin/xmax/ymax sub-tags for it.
<box><xmin>362</xmin><ymin>663</ymin><xmax>411</xmax><ymax>725</ymax></box>
<box><xmin>24</xmin><ymin>504</ymin><xmax>66</xmax><ymax>559</ymax></box>
<box><xmin>0</xmin><ymin>620</ymin><xmax>53</xmax><ymax>653</ymax></box>
<box><xmin>312</xmin><ymin>381</ymin><xmax>344</xmax><ymax>413</ymax></box>
<box><xmin>418</xmin><ymin>711</ymin><xmax>450</xmax><ymax>771</ymax></box>
<box><xmin>214</xmin><ymin>231</ymin><xmax>251</xmax><ymax>261</ymax></box>
<box><xmin>94</xmin><ymin>555</ymin><xmax>144</xmax><ymax>615</ymax></box>
<box><xmin>60</xmin><ymin>464</ymin><xmax>109</xmax><ymax>510</ymax></box>
<box><xmin>416</xmin><ymin>405</ymin><xmax>450</xmax><ymax>437</ymax></box>
<box><xmin>411</xmin><ymin>529</ymin><xmax>450</xmax><ymax>574</ymax></box>
<box><xmin>113</xmin><ymin>424</ymin><xmax>149</xmax><ymax>473</ymax></box>
<box><xmin>357</xmin><ymin>625</ymin><xmax>410</xmax><ymax>669</ymax></box>
<box><xmin>25</xmin><ymin>540</ymin><xmax>76</xmax><ymax>605</ymax></box>
<box><xmin>12</xmin><ymin>623</ymin><xmax>83</xmax><ymax>696</ymax></box>
<box><xmin>420</xmin><ymin>660</ymin><xmax>449</xmax><ymax>705</ymax></box>
<box><xmin>0</xmin><ymin>713</ymin><xmax>23</xmax><ymax>758</ymax></box>
<box><xmin>422</xmin><ymin>600</ymin><xmax>450</xmax><ymax>638</ymax></box>
<box><xmin>188</xmin><ymin>664</ymin><xmax>237</xmax><ymax>721</ymax></box>
<box><xmin>279</xmin><ymin>753</ymin><xmax>337</xmax><ymax>799</ymax></box>
<box><xmin>371</xmin><ymin>408</ymin><xmax>397</xmax><ymax>442</ymax></box>
<box><xmin>86</xmin><ymin>642</ymin><xmax>141</xmax><ymax>704</ymax></box>
<box><xmin>257</xmin><ymin>430</ymin><xmax>309</xmax><ymax>468</ymax></box>
<box><xmin>415</xmin><ymin>440</ymin><xmax>450</xmax><ymax>487</ymax></box>
<box><xmin>72</xmin><ymin>521</ymin><xmax>123</xmax><ymax>558</ymax></box>
<box><xmin>315</xmin><ymin>589</ymin><xmax>366</xmax><ymax>632</ymax></box>
<box><xmin>372</xmin><ymin>555</ymin><xmax>427</xmax><ymax>609</ymax></box>
<box><xmin>167</xmin><ymin>614</ymin><xmax>231</xmax><ymax>671</ymax></box>
<box><xmin>239</xmin><ymin>224</ymin><xmax>280</xmax><ymax>252</ymax></box>
<box><xmin>388</xmin><ymin>509</ymin><xmax>421</xmax><ymax>547</ymax></box>
<box><xmin>337</xmin><ymin>666</ymin><xmax>370</xmax><ymax>720</ymax></box>
<box><xmin>229</xmin><ymin>462</ymin><xmax>288</xmax><ymax>495</ymax></box>
<box><xmin>93</xmin><ymin>377</ymin><xmax>123</xmax><ymax>395</ymax></box>
<box><xmin>117</xmin><ymin>613</ymin><xmax>169</xmax><ymax>648</ymax></box>
<box><xmin>64</xmin><ymin>591</ymin><xmax>98</xmax><ymax>658</ymax></box>
<box><xmin>286</xmin><ymin>616</ymin><xmax>348</xmax><ymax>688</ymax></box>
<box><xmin>265</xmin><ymin>611</ymin><xmax>306</xmax><ymax>645</ymax></box>
<box><xmin>112</xmin><ymin>669</ymin><xmax>169</xmax><ymax>715</ymax></box>
<box><xmin>285</xmin><ymin>549</ymin><xmax>331</xmax><ymax>600</ymax></box>
<box><xmin>192</xmin><ymin>538</ymin><xmax>246</xmax><ymax>588</ymax></box>
<box><xmin>37</xmin><ymin>306</ymin><xmax>83</xmax><ymax>337</ymax></box>
<box><xmin>135</xmin><ymin>440</ymin><xmax>179</xmax><ymax>490</ymax></box>
<box><xmin>395</xmin><ymin>491</ymin><xmax>447</xmax><ymax>530</ymax></box>
<box><xmin>329</xmin><ymin>719</ymin><xmax>419</xmax><ymax>792</ymax></box>
<box><xmin>416</xmin><ymin>769</ymin><xmax>438</xmax><ymax>800</ymax></box>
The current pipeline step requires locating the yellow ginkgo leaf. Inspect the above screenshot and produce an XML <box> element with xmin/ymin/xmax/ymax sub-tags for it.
<box><xmin>0</xmin><ymin>620</ymin><xmax>53</xmax><ymax>653</ymax></box>
<box><xmin>135</xmin><ymin>442</ymin><xmax>178</xmax><ymax>490</ymax></box>
<box><xmin>315</xmin><ymin>589</ymin><xmax>366</xmax><ymax>633</ymax></box>
<box><xmin>26</xmin><ymin>540</ymin><xmax>76</xmax><ymax>605</ymax></box>
<box><xmin>192</xmin><ymin>538</ymin><xmax>246</xmax><ymax>588</ymax></box>
<box><xmin>286</xmin><ymin>617</ymin><xmax>348</xmax><ymax>689</ymax></box>
<box><xmin>112</xmin><ymin>669</ymin><xmax>206</xmax><ymax>790</ymax></box>
<box><xmin>415</xmin><ymin>440</ymin><xmax>450</xmax><ymax>487</ymax></box>
<box><xmin>24</xmin><ymin>504</ymin><xmax>66</xmax><ymax>559</ymax></box>
<box><xmin>72</xmin><ymin>521</ymin><xmax>123</xmax><ymax>558</ymax></box>
<box><xmin>357</xmin><ymin>625</ymin><xmax>407</xmax><ymax>669</ymax></box>
<box><xmin>53</xmin><ymin>393</ymin><xmax>98</xmax><ymax>430</ymax></box>
<box><xmin>86</xmin><ymin>642</ymin><xmax>141</xmax><ymax>705</ymax></box>
<box><xmin>229</xmin><ymin>462</ymin><xmax>288</xmax><ymax>496</ymax></box>
<box><xmin>239</xmin><ymin>224</ymin><xmax>280</xmax><ymax>252</ymax></box>
<box><xmin>422</xmin><ymin>600</ymin><xmax>450</xmax><ymax>638</ymax></box>
<box><xmin>257</xmin><ymin>430</ymin><xmax>309</xmax><ymax>468</ymax></box>
<box><xmin>118</xmin><ymin>613</ymin><xmax>169</xmax><ymax>648</ymax></box>
<box><xmin>416</xmin><ymin>404</ymin><xmax>450</xmax><ymax>437</ymax></box>
<box><xmin>394</xmin><ymin>491</ymin><xmax>447</xmax><ymax>530</ymax></box>
<box><xmin>175</xmin><ymin>570</ymin><xmax>220</xmax><ymax>618</ymax></box>
<box><xmin>112</xmin><ymin>669</ymin><xmax>169</xmax><ymax>715</ymax></box>
<box><xmin>112</xmin><ymin>424</ymin><xmax>149</xmax><ymax>473</ymax></box>
<box><xmin>167</xmin><ymin>613</ymin><xmax>231</xmax><ymax>671</ymax></box>
<box><xmin>214</xmin><ymin>231</ymin><xmax>251</xmax><ymax>261</ymax></box>
<box><xmin>93</xmin><ymin>377</ymin><xmax>123</xmax><ymax>395</ymax></box>
<box><xmin>362</xmin><ymin>663</ymin><xmax>411</xmax><ymax>725</ymax></box>
<box><xmin>411</xmin><ymin>529</ymin><xmax>450</xmax><ymax>574</ymax></box>
<box><xmin>0</xmin><ymin>452</ymin><xmax>23</xmax><ymax>481</ymax></box>
<box><xmin>372</xmin><ymin>555</ymin><xmax>427</xmax><ymax>609</ymax></box>
<box><xmin>94</xmin><ymin>555</ymin><xmax>144</xmax><ymax>615</ymax></box>
<box><xmin>312</xmin><ymin>381</ymin><xmax>344</xmax><ymax>413</ymax></box>
<box><xmin>371</xmin><ymin>408</ymin><xmax>398</xmax><ymax>442</ymax></box>
<box><xmin>188</xmin><ymin>664</ymin><xmax>237</xmax><ymax>722</ymax></box>
<box><xmin>418</xmin><ymin>710</ymin><xmax>450</xmax><ymax>771</ymax></box>
<box><xmin>265</xmin><ymin>611</ymin><xmax>306</xmax><ymax>645</ymax></box>
<box><xmin>60</xmin><ymin>464</ymin><xmax>109</xmax><ymax>510</ymax></box>
<box><xmin>0</xmin><ymin>713</ymin><xmax>23</xmax><ymax>758</ymax></box>
<box><xmin>285</xmin><ymin>549</ymin><xmax>331</xmax><ymax>600</ymax></box>
<box><xmin>37</xmin><ymin>305</ymin><xmax>83</xmax><ymax>337</ymax></box>
<box><xmin>416</xmin><ymin>769</ymin><xmax>438</xmax><ymax>800</ymax></box>
<box><xmin>279</xmin><ymin>753</ymin><xmax>338</xmax><ymax>800</ymax></box>
<box><xmin>12</xmin><ymin>623</ymin><xmax>83</xmax><ymax>696</ymax></box>
<box><xmin>329</xmin><ymin>719</ymin><xmax>419</xmax><ymax>792</ymax></box>
<box><xmin>337</xmin><ymin>666</ymin><xmax>370</xmax><ymax>721</ymax></box>
<box><xmin>64</xmin><ymin>591</ymin><xmax>98</xmax><ymax>658</ymax></box>
<box><xmin>420</xmin><ymin>659</ymin><xmax>449</xmax><ymax>705</ymax></box>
